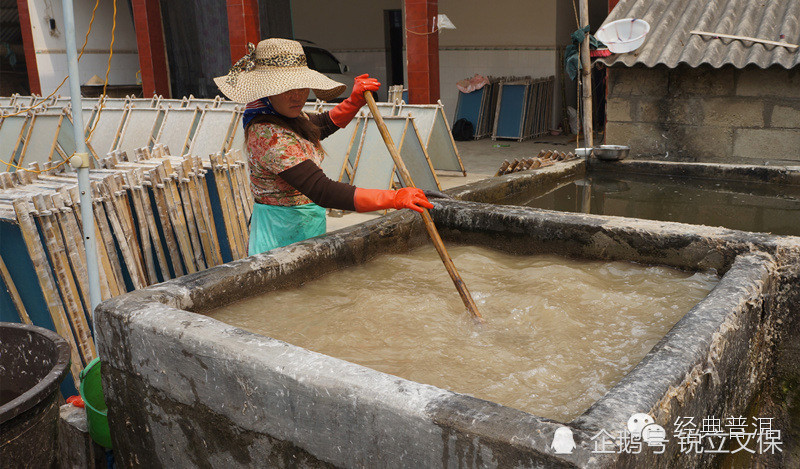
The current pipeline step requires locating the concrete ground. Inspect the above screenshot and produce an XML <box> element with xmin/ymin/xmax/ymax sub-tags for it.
<box><xmin>326</xmin><ymin>134</ymin><xmax>579</xmax><ymax>231</ymax></box>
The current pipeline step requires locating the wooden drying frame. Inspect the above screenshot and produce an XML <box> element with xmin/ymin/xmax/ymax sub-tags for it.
<box><xmin>1</xmin><ymin>111</ymin><xmax>30</xmax><ymax>171</ymax></box>
<box><xmin>0</xmin><ymin>255</ymin><xmax>32</xmax><ymax>324</ymax></box>
<box><xmin>13</xmin><ymin>198</ymin><xmax>84</xmax><ymax>386</ymax></box>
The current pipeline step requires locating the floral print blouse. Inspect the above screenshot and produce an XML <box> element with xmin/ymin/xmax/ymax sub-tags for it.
<box><xmin>247</xmin><ymin>122</ymin><xmax>325</xmax><ymax>206</ymax></box>
<box><xmin>247</xmin><ymin>111</ymin><xmax>339</xmax><ymax>206</ymax></box>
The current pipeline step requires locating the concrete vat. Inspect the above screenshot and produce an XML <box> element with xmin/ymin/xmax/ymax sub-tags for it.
<box><xmin>96</xmin><ymin>193</ymin><xmax>800</xmax><ymax>467</ymax></box>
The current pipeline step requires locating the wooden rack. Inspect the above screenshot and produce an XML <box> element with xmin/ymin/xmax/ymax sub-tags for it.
<box><xmin>0</xmin><ymin>144</ymin><xmax>250</xmax><ymax>385</ymax></box>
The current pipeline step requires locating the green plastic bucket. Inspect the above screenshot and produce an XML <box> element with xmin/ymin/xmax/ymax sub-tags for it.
<box><xmin>79</xmin><ymin>357</ymin><xmax>112</xmax><ymax>448</ymax></box>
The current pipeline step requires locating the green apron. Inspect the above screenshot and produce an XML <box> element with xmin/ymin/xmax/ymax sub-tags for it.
<box><xmin>248</xmin><ymin>202</ymin><xmax>326</xmax><ymax>256</ymax></box>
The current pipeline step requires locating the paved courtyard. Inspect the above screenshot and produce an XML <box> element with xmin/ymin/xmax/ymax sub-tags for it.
<box><xmin>326</xmin><ymin>134</ymin><xmax>579</xmax><ymax>231</ymax></box>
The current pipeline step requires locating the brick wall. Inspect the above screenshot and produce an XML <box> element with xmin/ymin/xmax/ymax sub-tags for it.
<box><xmin>605</xmin><ymin>65</ymin><xmax>800</xmax><ymax>164</ymax></box>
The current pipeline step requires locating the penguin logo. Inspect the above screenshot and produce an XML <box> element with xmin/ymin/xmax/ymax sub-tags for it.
<box><xmin>641</xmin><ymin>423</ymin><xmax>667</xmax><ymax>444</ymax></box>
<box><xmin>551</xmin><ymin>426</ymin><xmax>576</xmax><ymax>454</ymax></box>
<box><xmin>627</xmin><ymin>413</ymin><xmax>655</xmax><ymax>438</ymax></box>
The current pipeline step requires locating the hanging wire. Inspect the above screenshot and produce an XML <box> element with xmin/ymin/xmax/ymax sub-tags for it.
<box><xmin>405</xmin><ymin>27</ymin><xmax>439</xmax><ymax>35</ymax></box>
<box><xmin>1</xmin><ymin>0</ymin><xmax>117</xmax><ymax>173</ymax></box>
<box><xmin>86</xmin><ymin>0</ymin><xmax>116</xmax><ymax>142</ymax></box>
<box><xmin>572</xmin><ymin>0</ymin><xmax>580</xmax><ymax>28</ymax></box>
<box><xmin>405</xmin><ymin>15</ymin><xmax>438</xmax><ymax>35</ymax></box>
<box><xmin>4</xmin><ymin>0</ymin><xmax>101</xmax><ymax>118</ymax></box>
<box><xmin>572</xmin><ymin>0</ymin><xmax>586</xmax><ymax>150</ymax></box>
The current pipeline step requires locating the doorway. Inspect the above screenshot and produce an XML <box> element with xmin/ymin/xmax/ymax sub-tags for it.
<box><xmin>384</xmin><ymin>9</ymin><xmax>403</xmax><ymax>87</ymax></box>
<box><xmin>1</xmin><ymin>0</ymin><xmax>31</xmax><ymax>95</ymax></box>
<box><xmin>259</xmin><ymin>0</ymin><xmax>293</xmax><ymax>39</ymax></box>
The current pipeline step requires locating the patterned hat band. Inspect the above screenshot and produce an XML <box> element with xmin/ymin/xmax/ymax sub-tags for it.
<box><xmin>225</xmin><ymin>45</ymin><xmax>309</xmax><ymax>87</ymax></box>
<box><xmin>262</xmin><ymin>52</ymin><xmax>307</xmax><ymax>68</ymax></box>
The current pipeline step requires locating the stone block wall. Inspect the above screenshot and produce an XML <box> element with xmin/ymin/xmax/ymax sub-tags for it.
<box><xmin>604</xmin><ymin>65</ymin><xmax>800</xmax><ymax>164</ymax></box>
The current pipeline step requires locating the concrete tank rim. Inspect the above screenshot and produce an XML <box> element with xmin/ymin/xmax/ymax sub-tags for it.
<box><xmin>95</xmin><ymin>205</ymin><xmax>789</xmax><ymax>427</ymax></box>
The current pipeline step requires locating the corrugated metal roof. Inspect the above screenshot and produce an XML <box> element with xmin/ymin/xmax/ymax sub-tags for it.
<box><xmin>596</xmin><ymin>0</ymin><xmax>800</xmax><ymax>69</ymax></box>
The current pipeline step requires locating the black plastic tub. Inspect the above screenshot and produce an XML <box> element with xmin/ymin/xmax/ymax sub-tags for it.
<box><xmin>0</xmin><ymin>322</ymin><xmax>71</xmax><ymax>468</ymax></box>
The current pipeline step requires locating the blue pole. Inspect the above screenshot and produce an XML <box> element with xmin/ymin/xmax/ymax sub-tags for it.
<box><xmin>60</xmin><ymin>0</ymin><xmax>102</xmax><ymax>332</ymax></box>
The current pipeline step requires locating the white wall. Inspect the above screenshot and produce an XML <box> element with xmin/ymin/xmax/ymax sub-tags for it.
<box><xmin>27</xmin><ymin>0</ymin><xmax>140</xmax><ymax>97</ymax></box>
<box><xmin>292</xmin><ymin>0</ymin><xmax>566</xmax><ymax>124</ymax></box>
<box><xmin>438</xmin><ymin>0</ymin><xmax>556</xmax><ymax>47</ymax></box>
<box><xmin>437</xmin><ymin>0</ymin><xmax>559</xmax><ymax>123</ymax></box>
<box><xmin>291</xmin><ymin>0</ymin><xmax>398</xmax><ymax>50</ymax></box>
<box><xmin>439</xmin><ymin>49</ymin><xmax>555</xmax><ymax>124</ymax></box>
<box><xmin>291</xmin><ymin>0</ymin><xmax>399</xmax><ymax>101</ymax></box>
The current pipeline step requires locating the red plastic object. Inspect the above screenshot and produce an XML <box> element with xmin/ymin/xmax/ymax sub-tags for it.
<box><xmin>66</xmin><ymin>395</ymin><xmax>85</xmax><ymax>408</ymax></box>
<box><xmin>591</xmin><ymin>48</ymin><xmax>613</xmax><ymax>57</ymax></box>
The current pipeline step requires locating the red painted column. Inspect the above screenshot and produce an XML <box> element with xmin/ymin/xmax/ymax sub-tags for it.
<box><xmin>226</xmin><ymin>0</ymin><xmax>261</xmax><ymax>63</ymax></box>
<box><xmin>131</xmin><ymin>0</ymin><xmax>170</xmax><ymax>97</ymax></box>
<box><xmin>609</xmin><ymin>0</ymin><xmax>620</xmax><ymax>12</ymax></box>
<box><xmin>16</xmin><ymin>0</ymin><xmax>41</xmax><ymax>95</ymax></box>
<box><xmin>405</xmin><ymin>0</ymin><xmax>439</xmax><ymax>104</ymax></box>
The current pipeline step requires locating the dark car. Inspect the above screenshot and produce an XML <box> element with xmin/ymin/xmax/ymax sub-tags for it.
<box><xmin>300</xmin><ymin>41</ymin><xmax>356</xmax><ymax>102</ymax></box>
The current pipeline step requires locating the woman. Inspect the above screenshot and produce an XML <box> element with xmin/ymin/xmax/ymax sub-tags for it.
<box><xmin>214</xmin><ymin>38</ymin><xmax>433</xmax><ymax>255</ymax></box>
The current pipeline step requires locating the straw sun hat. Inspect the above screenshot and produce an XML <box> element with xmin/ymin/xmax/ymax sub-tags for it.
<box><xmin>214</xmin><ymin>38</ymin><xmax>346</xmax><ymax>103</ymax></box>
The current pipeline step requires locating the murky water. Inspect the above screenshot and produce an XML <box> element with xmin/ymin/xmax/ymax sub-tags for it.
<box><xmin>208</xmin><ymin>245</ymin><xmax>718</xmax><ymax>421</ymax></box>
<box><xmin>512</xmin><ymin>173</ymin><xmax>800</xmax><ymax>236</ymax></box>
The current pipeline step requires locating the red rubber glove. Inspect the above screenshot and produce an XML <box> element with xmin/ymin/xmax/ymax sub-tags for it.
<box><xmin>329</xmin><ymin>74</ymin><xmax>381</xmax><ymax>128</ymax></box>
<box><xmin>353</xmin><ymin>187</ymin><xmax>434</xmax><ymax>213</ymax></box>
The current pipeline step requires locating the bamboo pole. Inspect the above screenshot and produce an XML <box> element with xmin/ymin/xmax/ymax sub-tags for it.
<box><xmin>348</xmin><ymin>120</ymin><xmax>369</xmax><ymax>183</ymax></box>
<box><xmin>49</xmin><ymin>111</ymin><xmax>65</xmax><ymax>162</ymax></box>
<box><xmin>210</xmin><ymin>153</ymin><xmax>244</xmax><ymax>259</ymax></box>
<box><xmin>230</xmin><ymin>152</ymin><xmax>252</xmax><ymax>222</ymax></box>
<box><xmin>111</xmin><ymin>174</ymin><xmax>148</xmax><ymax>284</ymax></box>
<box><xmin>60</xmin><ymin>187</ymin><xmax>112</xmax><ymax>301</ymax></box>
<box><xmin>579</xmin><ymin>0</ymin><xmax>593</xmax><ymax>148</ymax></box>
<box><xmin>220</xmin><ymin>158</ymin><xmax>247</xmax><ymax>258</ymax></box>
<box><xmin>101</xmin><ymin>180</ymin><xmax>146</xmax><ymax>289</ymax></box>
<box><xmin>225</xmin><ymin>152</ymin><xmax>250</xmax><ymax>250</ymax></box>
<box><xmin>149</xmin><ymin>167</ymin><xmax>184</xmax><ymax>277</ymax></box>
<box><xmin>690</xmin><ymin>30</ymin><xmax>799</xmax><ymax>50</ymax></box>
<box><xmin>158</xmin><ymin>164</ymin><xmax>197</xmax><ymax>274</ymax></box>
<box><xmin>16</xmin><ymin>111</ymin><xmax>37</xmax><ymax>168</ymax></box>
<box><xmin>175</xmin><ymin>167</ymin><xmax>206</xmax><ymax>270</ymax></box>
<box><xmin>338</xmin><ymin>116</ymin><xmax>362</xmax><ymax>183</ymax></box>
<box><xmin>0</xmin><ymin>255</ymin><xmax>32</xmax><ymax>324</ymax></box>
<box><xmin>364</xmin><ymin>92</ymin><xmax>483</xmax><ymax>322</ymax></box>
<box><xmin>134</xmin><ymin>169</ymin><xmax>171</xmax><ymax>281</ymax></box>
<box><xmin>31</xmin><ymin>195</ymin><xmax>96</xmax><ymax>365</ymax></box>
<box><xmin>194</xmin><ymin>156</ymin><xmax>223</xmax><ymax>265</ymax></box>
<box><xmin>85</xmin><ymin>184</ymin><xmax>125</xmax><ymax>297</ymax></box>
<box><xmin>123</xmin><ymin>171</ymin><xmax>159</xmax><ymax>284</ymax></box>
<box><xmin>182</xmin><ymin>158</ymin><xmax>218</xmax><ymax>267</ymax></box>
<box><xmin>49</xmin><ymin>193</ymin><xmax>92</xmax><ymax>312</ymax></box>
<box><xmin>13</xmin><ymin>198</ymin><xmax>83</xmax><ymax>386</ymax></box>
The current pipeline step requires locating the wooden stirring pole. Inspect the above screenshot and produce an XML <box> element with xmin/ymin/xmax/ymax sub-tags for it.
<box><xmin>364</xmin><ymin>92</ymin><xmax>484</xmax><ymax>322</ymax></box>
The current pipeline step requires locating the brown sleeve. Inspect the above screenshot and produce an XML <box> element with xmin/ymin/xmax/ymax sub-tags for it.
<box><xmin>278</xmin><ymin>159</ymin><xmax>356</xmax><ymax>211</ymax></box>
<box><xmin>307</xmin><ymin>111</ymin><xmax>339</xmax><ymax>141</ymax></box>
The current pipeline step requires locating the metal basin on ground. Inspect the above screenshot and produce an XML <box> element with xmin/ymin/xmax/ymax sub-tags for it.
<box><xmin>593</xmin><ymin>145</ymin><xmax>630</xmax><ymax>161</ymax></box>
